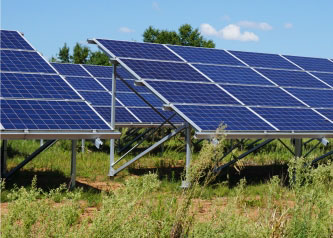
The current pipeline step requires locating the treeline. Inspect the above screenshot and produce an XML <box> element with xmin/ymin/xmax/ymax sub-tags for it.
<box><xmin>51</xmin><ymin>24</ymin><xmax>215</xmax><ymax>65</ymax></box>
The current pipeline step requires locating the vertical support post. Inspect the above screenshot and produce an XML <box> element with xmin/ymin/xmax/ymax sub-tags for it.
<box><xmin>40</xmin><ymin>139</ymin><xmax>44</xmax><ymax>146</ymax></box>
<box><xmin>294</xmin><ymin>139</ymin><xmax>302</xmax><ymax>157</ymax></box>
<box><xmin>81</xmin><ymin>139</ymin><xmax>85</xmax><ymax>153</ymax></box>
<box><xmin>109</xmin><ymin>63</ymin><xmax>117</xmax><ymax>177</ymax></box>
<box><xmin>181</xmin><ymin>124</ymin><xmax>191</xmax><ymax>188</ymax></box>
<box><xmin>70</xmin><ymin>140</ymin><xmax>77</xmax><ymax>190</ymax></box>
<box><xmin>1</xmin><ymin>140</ymin><xmax>8</xmax><ymax>178</ymax></box>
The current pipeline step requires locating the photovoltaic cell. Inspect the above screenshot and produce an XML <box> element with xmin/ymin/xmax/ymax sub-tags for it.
<box><xmin>316</xmin><ymin>109</ymin><xmax>333</xmax><ymax>122</ymax></box>
<box><xmin>257</xmin><ymin>69</ymin><xmax>330</xmax><ymax>88</ymax></box>
<box><xmin>0</xmin><ymin>50</ymin><xmax>56</xmax><ymax>73</ymax></box>
<box><xmin>175</xmin><ymin>105</ymin><xmax>274</xmax><ymax>131</ymax></box>
<box><xmin>121</xmin><ymin>59</ymin><xmax>210</xmax><ymax>82</ymax></box>
<box><xmin>0</xmin><ymin>30</ymin><xmax>34</xmax><ymax>50</ymax></box>
<box><xmin>129</xmin><ymin>107</ymin><xmax>183</xmax><ymax>123</ymax></box>
<box><xmin>94</xmin><ymin>107</ymin><xmax>139</xmax><ymax>123</ymax></box>
<box><xmin>116</xmin><ymin>92</ymin><xmax>154</xmax><ymax>107</ymax></box>
<box><xmin>82</xmin><ymin>64</ymin><xmax>134</xmax><ymax>79</ymax></box>
<box><xmin>97</xmin><ymin>78</ymin><xmax>150</xmax><ymax>93</ymax></box>
<box><xmin>51</xmin><ymin>63</ymin><xmax>90</xmax><ymax>77</ymax></box>
<box><xmin>310</xmin><ymin>72</ymin><xmax>333</xmax><ymax>88</ymax></box>
<box><xmin>65</xmin><ymin>76</ymin><xmax>105</xmax><ymax>91</ymax></box>
<box><xmin>229</xmin><ymin>51</ymin><xmax>300</xmax><ymax>70</ymax></box>
<box><xmin>1</xmin><ymin>72</ymin><xmax>80</xmax><ymax>100</ymax></box>
<box><xmin>284</xmin><ymin>55</ymin><xmax>333</xmax><ymax>73</ymax></box>
<box><xmin>285</xmin><ymin>88</ymin><xmax>333</xmax><ymax>108</ymax></box>
<box><xmin>252</xmin><ymin>107</ymin><xmax>333</xmax><ymax>131</ymax></box>
<box><xmin>168</xmin><ymin>45</ymin><xmax>244</xmax><ymax>66</ymax></box>
<box><xmin>0</xmin><ymin>99</ymin><xmax>110</xmax><ymax>130</ymax></box>
<box><xmin>223</xmin><ymin>85</ymin><xmax>305</xmax><ymax>107</ymax></box>
<box><xmin>96</xmin><ymin>39</ymin><xmax>182</xmax><ymax>61</ymax></box>
<box><xmin>146</xmin><ymin>81</ymin><xmax>241</xmax><ymax>105</ymax></box>
<box><xmin>78</xmin><ymin>91</ymin><xmax>117</xmax><ymax>106</ymax></box>
<box><xmin>194</xmin><ymin>64</ymin><xmax>273</xmax><ymax>85</ymax></box>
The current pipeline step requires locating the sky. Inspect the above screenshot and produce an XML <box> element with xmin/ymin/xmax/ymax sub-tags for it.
<box><xmin>2</xmin><ymin>0</ymin><xmax>333</xmax><ymax>60</ymax></box>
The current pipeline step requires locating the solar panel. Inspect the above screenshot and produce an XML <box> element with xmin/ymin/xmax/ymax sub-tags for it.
<box><xmin>317</xmin><ymin>109</ymin><xmax>333</xmax><ymax>122</ymax></box>
<box><xmin>175</xmin><ymin>105</ymin><xmax>275</xmax><ymax>131</ymax></box>
<box><xmin>284</xmin><ymin>55</ymin><xmax>333</xmax><ymax>72</ymax></box>
<box><xmin>82</xmin><ymin>64</ymin><xmax>134</xmax><ymax>79</ymax></box>
<box><xmin>65</xmin><ymin>76</ymin><xmax>105</xmax><ymax>91</ymax></box>
<box><xmin>1</xmin><ymin>72</ymin><xmax>80</xmax><ymax>100</ymax></box>
<box><xmin>146</xmin><ymin>81</ymin><xmax>241</xmax><ymax>105</ymax></box>
<box><xmin>129</xmin><ymin>107</ymin><xmax>182</xmax><ymax>123</ymax></box>
<box><xmin>222</xmin><ymin>85</ymin><xmax>305</xmax><ymax>107</ymax></box>
<box><xmin>1</xmin><ymin>99</ymin><xmax>110</xmax><ymax>130</ymax></box>
<box><xmin>257</xmin><ymin>69</ymin><xmax>330</xmax><ymax>88</ymax></box>
<box><xmin>51</xmin><ymin>63</ymin><xmax>90</xmax><ymax>77</ymax></box>
<box><xmin>194</xmin><ymin>64</ymin><xmax>273</xmax><ymax>85</ymax></box>
<box><xmin>97</xmin><ymin>78</ymin><xmax>150</xmax><ymax>93</ymax></box>
<box><xmin>92</xmin><ymin>39</ymin><xmax>333</xmax><ymax>137</ymax></box>
<box><xmin>94</xmin><ymin>107</ymin><xmax>140</xmax><ymax>123</ymax></box>
<box><xmin>229</xmin><ymin>51</ymin><xmax>300</xmax><ymax>70</ymax></box>
<box><xmin>310</xmin><ymin>72</ymin><xmax>333</xmax><ymax>88</ymax></box>
<box><xmin>95</xmin><ymin>39</ymin><xmax>182</xmax><ymax>61</ymax></box>
<box><xmin>121</xmin><ymin>59</ymin><xmax>210</xmax><ymax>82</ymax></box>
<box><xmin>0</xmin><ymin>50</ymin><xmax>56</xmax><ymax>73</ymax></box>
<box><xmin>252</xmin><ymin>107</ymin><xmax>333</xmax><ymax>131</ymax></box>
<box><xmin>0</xmin><ymin>30</ymin><xmax>34</xmax><ymax>50</ymax></box>
<box><xmin>167</xmin><ymin>45</ymin><xmax>244</xmax><ymax>66</ymax></box>
<box><xmin>285</xmin><ymin>88</ymin><xmax>333</xmax><ymax>108</ymax></box>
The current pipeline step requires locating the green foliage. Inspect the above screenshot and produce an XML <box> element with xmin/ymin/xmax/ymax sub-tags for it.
<box><xmin>143</xmin><ymin>24</ymin><xmax>215</xmax><ymax>48</ymax></box>
<box><xmin>52</xmin><ymin>43</ymin><xmax>110</xmax><ymax>66</ymax></box>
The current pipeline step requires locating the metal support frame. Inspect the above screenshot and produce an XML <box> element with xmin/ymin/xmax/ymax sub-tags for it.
<box><xmin>214</xmin><ymin>139</ymin><xmax>275</xmax><ymax>173</ymax></box>
<box><xmin>109</xmin><ymin>63</ymin><xmax>117</xmax><ymax>177</ymax></box>
<box><xmin>1</xmin><ymin>140</ymin><xmax>8</xmax><ymax>178</ymax></box>
<box><xmin>69</xmin><ymin>140</ymin><xmax>77</xmax><ymax>190</ymax></box>
<box><xmin>118</xmin><ymin>128</ymin><xmax>153</xmax><ymax>153</ymax></box>
<box><xmin>294</xmin><ymin>139</ymin><xmax>303</xmax><ymax>157</ymax></box>
<box><xmin>2</xmin><ymin>140</ymin><xmax>57</xmax><ymax>179</ymax></box>
<box><xmin>181</xmin><ymin>123</ymin><xmax>192</xmax><ymax>188</ymax></box>
<box><xmin>311</xmin><ymin>149</ymin><xmax>333</xmax><ymax>165</ymax></box>
<box><xmin>81</xmin><ymin>139</ymin><xmax>85</xmax><ymax>153</ymax></box>
<box><xmin>278</xmin><ymin>139</ymin><xmax>295</xmax><ymax>156</ymax></box>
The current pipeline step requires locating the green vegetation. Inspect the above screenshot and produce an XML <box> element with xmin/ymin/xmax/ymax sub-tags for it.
<box><xmin>1</xmin><ymin>134</ymin><xmax>333</xmax><ymax>237</ymax></box>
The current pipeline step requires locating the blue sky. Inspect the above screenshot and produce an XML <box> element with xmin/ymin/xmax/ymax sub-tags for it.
<box><xmin>2</xmin><ymin>0</ymin><xmax>332</xmax><ymax>60</ymax></box>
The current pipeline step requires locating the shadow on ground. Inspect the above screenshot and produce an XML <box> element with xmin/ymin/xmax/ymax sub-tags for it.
<box><xmin>129</xmin><ymin>164</ymin><xmax>289</xmax><ymax>187</ymax></box>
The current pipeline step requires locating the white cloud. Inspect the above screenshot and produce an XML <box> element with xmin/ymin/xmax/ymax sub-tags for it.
<box><xmin>238</xmin><ymin>21</ymin><xmax>272</xmax><ymax>31</ymax></box>
<box><xmin>200</xmin><ymin>23</ymin><xmax>259</xmax><ymax>42</ymax></box>
<box><xmin>284</xmin><ymin>23</ymin><xmax>293</xmax><ymax>29</ymax></box>
<box><xmin>152</xmin><ymin>1</ymin><xmax>160</xmax><ymax>11</ymax></box>
<box><xmin>119</xmin><ymin>27</ymin><xmax>134</xmax><ymax>33</ymax></box>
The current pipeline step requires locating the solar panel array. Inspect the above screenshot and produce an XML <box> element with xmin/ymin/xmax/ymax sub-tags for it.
<box><xmin>51</xmin><ymin>63</ymin><xmax>183</xmax><ymax>126</ymax></box>
<box><xmin>92</xmin><ymin>39</ymin><xmax>333</xmax><ymax>134</ymax></box>
<box><xmin>0</xmin><ymin>30</ymin><xmax>116</xmax><ymax>138</ymax></box>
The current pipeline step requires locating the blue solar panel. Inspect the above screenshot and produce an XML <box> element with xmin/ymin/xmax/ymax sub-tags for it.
<box><xmin>223</xmin><ymin>85</ymin><xmax>304</xmax><ymax>107</ymax></box>
<box><xmin>1</xmin><ymin>72</ymin><xmax>80</xmax><ymax>100</ymax></box>
<box><xmin>285</xmin><ymin>88</ymin><xmax>333</xmax><ymax>108</ymax></box>
<box><xmin>175</xmin><ymin>105</ymin><xmax>274</xmax><ymax>131</ymax></box>
<box><xmin>311</xmin><ymin>72</ymin><xmax>333</xmax><ymax>88</ymax></box>
<box><xmin>97</xmin><ymin>78</ymin><xmax>150</xmax><ymax>93</ymax></box>
<box><xmin>121</xmin><ymin>59</ymin><xmax>210</xmax><ymax>82</ymax></box>
<box><xmin>317</xmin><ymin>109</ymin><xmax>333</xmax><ymax>122</ymax></box>
<box><xmin>0</xmin><ymin>50</ymin><xmax>56</xmax><ymax>73</ymax></box>
<box><xmin>129</xmin><ymin>107</ymin><xmax>183</xmax><ymax>123</ymax></box>
<box><xmin>257</xmin><ymin>69</ymin><xmax>330</xmax><ymax>88</ymax></box>
<box><xmin>116</xmin><ymin>92</ymin><xmax>163</xmax><ymax>107</ymax></box>
<box><xmin>65</xmin><ymin>76</ymin><xmax>105</xmax><ymax>91</ymax></box>
<box><xmin>0</xmin><ymin>99</ymin><xmax>110</xmax><ymax>130</ymax></box>
<box><xmin>284</xmin><ymin>55</ymin><xmax>333</xmax><ymax>73</ymax></box>
<box><xmin>146</xmin><ymin>81</ymin><xmax>240</xmax><ymax>105</ymax></box>
<box><xmin>94</xmin><ymin>107</ymin><xmax>139</xmax><ymax>123</ymax></box>
<box><xmin>96</xmin><ymin>39</ymin><xmax>182</xmax><ymax>61</ymax></box>
<box><xmin>168</xmin><ymin>45</ymin><xmax>244</xmax><ymax>66</ymax></box>
<box><xmin>51</xmin><ymin>63</ymin><xmax>90</xmax><ymax>77</ymax></box>
<box><xmin>194</xmin><ymin>64</ymin><xmax>273</xmax><ymax>85</ymax></box>
<box><xmin>0</xmin><ymin>30</ymin><xmax>34</xmax><ymax>50</ymax></box>
<box><xmin>79</xmin><ymin>91</ymin><xmax>117</xmax><ymax>106</ymax></box>
<box><xmin>252</xmin><ymin>107</ymin><xmax>333</xmax><ymax>131</ymax></box>
<box><xmin>82</xmin><ymin>64</ymin><xmax>134</xmax><ymax>79</ymax></box>
<box><xmin>229</xmin><ymin>51</ymin><xmax>299</xmax><ymax>70</ymax></box>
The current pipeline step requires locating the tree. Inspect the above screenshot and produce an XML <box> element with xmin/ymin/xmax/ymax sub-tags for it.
<box><xmin>58</xmin><ymin>43</ymin><xmax>70</xmax><ymax>63</ymax></box>
<box><xmin>143</xmin><ymin>24</ymin><xmax>215</xmax><ymax>48</ymax></box>
<box><xmin>71</xmin><ymin>43</ymin><xmax>90</xmax><ymax>64</ymax></box>
<box><xmin>87</xmin><ymin>51</ymin><xmax>111</xmax><ymax>66</ymax></box>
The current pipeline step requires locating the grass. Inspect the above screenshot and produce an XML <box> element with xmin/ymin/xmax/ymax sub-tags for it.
<box><xmin>1</xmin><ymin>133</ymin><xmax>333</xmax><ymax>237</ymax></box>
